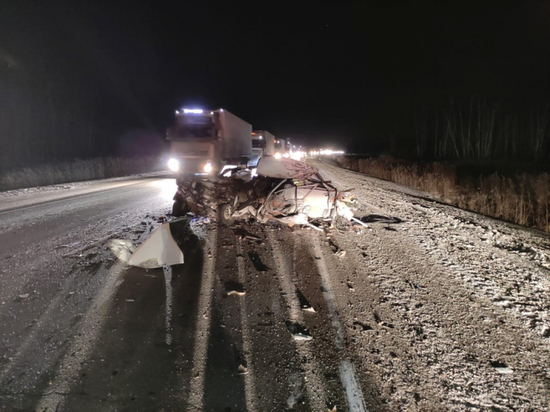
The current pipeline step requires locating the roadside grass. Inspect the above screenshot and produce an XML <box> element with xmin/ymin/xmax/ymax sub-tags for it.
<box><xmin>335</xmin><ymin>155</ymin><xmax>550</xmax><ymax>233</ymax></box>
<box><xmin>0</xmin><ymin>157</ymin><xmax>163</xmax><ymax>191</ymax></box>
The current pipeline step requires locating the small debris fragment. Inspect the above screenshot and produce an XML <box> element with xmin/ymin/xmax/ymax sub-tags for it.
<box><xmin>237</xmin><ymin>364</ymin><xmax>248</xmax><ymax>375</ymax></box>
<box><xmin>234</xmin><ymin>228</ymin><xmax>262</xmax><ymax>243</ymax></box>
<box><xmin>353</xmin><ymin>321</ymin><xmax>373</xmax><ymax>331</ymax></box>
<box><xmin>296</xmin><ymin>288</ymin><xmax>315</xmax><ymax>313</ymax></box>
<box><xmin>490</xmin><ymin>360</ymin><xmax>513</xmax><ymax>373</ymax></box>
<box><xmin>248</xmin><ymin>251</ymin><xmax>269</xmax><ymax>271</ymax></box>
<box><xmin>18</xmin><ymin>294</ymin><xmax>29</xmax><ymax>299</ymax></box>
<box><xmin>494</xmin><ymin>367</ymin><xmax>514</xmax><ymax>374</ymax></box>
<box><xmin>225</xmin><ymin>281</ymin><xmax>246</xmax><ymax>296</ymax></box>
<box><xmin>126</xmin><ymin>299</ymin><xmax>135</xmax><ymax>302</ymax></box>
<box><xmin>286</xmin><ymin>321</ymin><xmax>312</xmax><ymax>341</ymax></box>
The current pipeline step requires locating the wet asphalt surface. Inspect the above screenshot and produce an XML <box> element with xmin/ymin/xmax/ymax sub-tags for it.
<box><xmin>0</xmin><ymin>174</ymin><xmax>365</xmax><ymax>412</ymax></box>
<box><xmin>1</xmin><ymin>167</ymin><xmax>549</xmax><ymax>411</ymax></box>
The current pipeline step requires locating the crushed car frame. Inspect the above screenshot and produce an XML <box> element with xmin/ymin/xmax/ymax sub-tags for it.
<box><xmin>172</xmin><ymin>157</ymin><xmax>356</xmax><ymax>229</ymax></box>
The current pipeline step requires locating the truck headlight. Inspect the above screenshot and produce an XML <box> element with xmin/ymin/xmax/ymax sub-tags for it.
<box><xmin>274</xmin><ymin>152</ymin><xmax>282</xmax><ymax>160</ymax></box>
<box><xmin>167</xmin><ymin>158</ymin><xmax>180</xmax><ymax>172</ymax></box>
<box><xmin>203</xmin><ymin>163</ymin><xmax>213</xmax><ymax>173</ymax></box>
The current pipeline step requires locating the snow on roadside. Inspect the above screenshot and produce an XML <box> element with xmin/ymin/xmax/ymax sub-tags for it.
<box><xmin>318</xmin><ymin>161</ymin><xmax>550</xmax><ymax>338</ymax></box>
<box><xmin>314</xmin><ymin>160</ymin><xmax>550</xmax><ymax>410</ymax></box>
<box><xmin>0</xmin><ymin>171</ymin><xmax>168</xmax><ymax>198</ymax></box>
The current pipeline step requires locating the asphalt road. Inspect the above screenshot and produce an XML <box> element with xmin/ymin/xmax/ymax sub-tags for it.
<box><xmin>0</xmin><ymin>164</ymin><xmax>549</xmax><ymax>411</ymax></box>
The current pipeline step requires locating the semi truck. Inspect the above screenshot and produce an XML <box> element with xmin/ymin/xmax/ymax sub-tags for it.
<box><xmin>166</xmin><ymin>108</ymin><xmax>252</xmax><ymax>175</ymax></box>
<box><xmin>274</xmin><ymin>138</ymin><xmax>286</xmax><ymax>158</ymax></box>
<box><xmin>250</xmin><ymin>130</ymin><xmax>275</xmax><ymax>166</ymax></box>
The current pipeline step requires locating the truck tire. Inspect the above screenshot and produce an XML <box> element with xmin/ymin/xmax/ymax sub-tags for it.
<box><xmin>172</xmin><ymin>200</ymin><xmax>185</xmax><ymax>217</ymax></box>
<box><xmin>172</xmin><ymin>192</ymin><xmax>188</xmax><ymax>217</ymax></box>
<box><xmin>218</xmin><ymin>203</ymin><xmax>235</xmax><ymax>225</ymax></box>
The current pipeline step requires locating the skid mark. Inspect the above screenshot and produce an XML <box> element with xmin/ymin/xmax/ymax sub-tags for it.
<box><xmin>235</xmin><ymin>239</ymin><xmax>258</xmax><ymax>411</ymax></box>
<box><xmin>186</xmin><ymin>227</ymin><xmax>217</xmax><ymax>410</ymax></box>
<box><xmin>267</xmin><ymin>228</ymin><xmax>327</xmax><ymax>411</ymax></box>
<box><xmin>34</xmin><ymin>261</ymin><xmax>126</xmax><ymax>411</ymax></box>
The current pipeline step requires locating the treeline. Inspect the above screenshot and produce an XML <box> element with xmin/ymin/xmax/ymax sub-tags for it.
<box><xmin>335</xmin><ymin>155</ymin><xmax>549</xmax><ymax>233</ymax></box>
<box><xmin>389</xmin><ymin>97</ymin><xmax>550</xmax><ymax>162</ymax></box>
<box><xmin>0</xmin><ymin>66</ymin><xmax>164</xmax><ymax>174</ymax></box>
<box><xmin>0</xmin><ymin>70</ymin><xmax>96</xmax><ymax>172</ymax></box>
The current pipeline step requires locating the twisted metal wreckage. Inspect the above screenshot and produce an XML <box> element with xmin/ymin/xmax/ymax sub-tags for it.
<box><xmin>111</xmin><ymin>158</ymin><xmax>361</xmax><ymax>268</ymax></box>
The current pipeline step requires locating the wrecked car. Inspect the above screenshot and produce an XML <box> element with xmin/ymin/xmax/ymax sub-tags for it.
<box><xmin>172</xmin><ymin>157</ymin><xmax>356</xmax><ymax>228</ymax></box>
<box><xmin>111</xmin><ymin>158</ymin><xmax>358</xmax><ymax>268</ymax></box>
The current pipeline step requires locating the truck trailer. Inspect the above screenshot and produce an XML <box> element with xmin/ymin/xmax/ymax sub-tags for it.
<box><xmin>274</xmin><ymin>138</ymin><xmax>286</xmax><ymax>158</ymax></box>
<box><xmin>250</xmin><ymin>130</ymin><xmax>275</xmax><ymax>166</ymax></box>
<box><xmin>167</xmin><ymin>108</ymin><xmax>252</xmax><ymax>175</ymax></box>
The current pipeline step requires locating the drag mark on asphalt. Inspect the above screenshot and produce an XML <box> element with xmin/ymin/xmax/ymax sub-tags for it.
<box><xmin>311</xmin><ymin>236</ymin><xmax>368</xmax><ymax>412</ymax></box>
<box><xmin>163</xmin><ymin>266</ymin><xmax>173</xmax><ymax>346</ymax></box>
<box><xmin>0</xmin><ymin>269</ymin><xmax>80</xmax><ymax>386</ymax></box>
<box><xmin>34</xmin><ymin>261</ymin><xmax>126</xmax><ymax>412</ymax></box>
<box><xmin>186</xmin><ymin>227</ymin><xmax>217</xmax><ymax>410</ymax></box>
<box><xmin>235</xmin><ymin>239</ymin><xmax>258</xmax><ymax>411</ymax></box>
<box><xmin>266</xmin><ymin>228</ymin><xmax>327</xmax><ymax>411</ymax></box>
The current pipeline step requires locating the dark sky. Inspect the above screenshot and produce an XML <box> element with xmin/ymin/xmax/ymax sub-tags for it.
<box><xmin>1</xmin><ymin>0</ymin><xmax>550</xmax><ymax>154</ymax></box>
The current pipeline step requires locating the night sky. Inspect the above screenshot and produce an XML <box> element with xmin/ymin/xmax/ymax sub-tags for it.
<box><xmin>1</xmin><ymin>0</ymin><xmax>550</xmax><ymax>161</ymax></box>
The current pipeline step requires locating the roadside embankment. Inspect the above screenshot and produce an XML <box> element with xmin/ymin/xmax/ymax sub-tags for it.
<box><xmin>0</xmin><ymin>157</ymin><xmax>164</xmax><ymax>191</ymax></box>
<box><xmin>333</xmin><ymin>155</ymin><xmax>550</xmax><ymax>233</ymax></box>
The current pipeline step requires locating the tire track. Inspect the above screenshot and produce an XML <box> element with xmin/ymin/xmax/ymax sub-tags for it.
<box><xmin>34</xmin><ymin>261</ymin><xmax>126</xmax><ymax>412</ymax></box>
<box><xmin>266</xmin><ymin>227</ymin><xmax>328</xmax><ymax>411</ymax></box>
<box><xmin>235</xmin><ymin>238</ymin><xmax>258</xmax><ymax>411</ymax></box>
<box><xmin>185</xmin><ymin>226</ymin><xmax>218</xmax><ymax>410</ymax></box>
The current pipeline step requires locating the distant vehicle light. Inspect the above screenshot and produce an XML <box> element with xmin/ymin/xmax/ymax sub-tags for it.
<box><xmin>274</xmin><ymin>152</ymin><xmax>282</xmax><ymax>160</ymax></box>
<box><xmin>168</xmin><ymin>158</ymin><xmax>180</xmax><ymax>172</ymax></box>
<box><xmin>183</xmin><ymin>109</ymin><xmax>203</xmax><ymax>114</ymax></box>
<box><xmin>203</xmin><ymin>162</ymin><xmax>213</xmax><ymax>173</ymax></box>
<box><xmin>175</xmin><ymin>110</ymin><xmax>179</xmax><ymax>114</ymax></box>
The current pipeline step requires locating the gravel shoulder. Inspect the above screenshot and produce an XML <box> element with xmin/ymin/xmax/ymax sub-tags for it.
<box><xmin>314</xmin><ymin>160</ymin><xmax>550</xmax><ymax>410</ymax></box>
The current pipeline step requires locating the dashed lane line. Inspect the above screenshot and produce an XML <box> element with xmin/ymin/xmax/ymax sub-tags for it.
<box><xmin>311</xmin><ymin>235</ymin><xmax>368</xmax><ymax>412</ymax></box>
<box><xmin>163</xmin><ymin>266</ymin><xmax>173</xmax><ymax>346</ymax></box>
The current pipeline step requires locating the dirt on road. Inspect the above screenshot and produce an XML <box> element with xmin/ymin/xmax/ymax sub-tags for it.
<box><xmin>0</xmin><ymin>164</ymin><xmax>549</xmax><ymax>411</ymax></box>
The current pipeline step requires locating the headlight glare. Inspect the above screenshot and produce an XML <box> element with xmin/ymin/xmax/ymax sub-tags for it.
<box><xmin>167</xmin><ymin>158</ymin><xmax>180</xmax><ymax>172</ymax></box>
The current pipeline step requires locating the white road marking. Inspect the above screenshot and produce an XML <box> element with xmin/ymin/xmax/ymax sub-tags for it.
<box><xmin>235</xmin><ymin>239</ymin><xmax>258</xmax><ymax>411</ymax></box>
<box><xmin>311</xmin><ymin>236</ymin><xmax>368</xmax><ymax>412</ymax></box>
<box><xmin>163</xmin><ymin>266</ymin><xmax>173</xmax><ymax>346</ymax></box>
<box><xmin>186</xmin><ymin>227</ymin><xmax>217</xmax><ymax>410</ymax></box>
<box><xmin>34</xmin><ymin>261</ymin><xmax>126</xmax><ymax>412</ymax></box>
<box><xmin>340</xmin><ymin>361</ymin><xmax>368</xmax><ymax>412</ymax></box>
<box><xmin>267</xmin><ymin>229</ymin><xmax>327</xmax><ymax>412</ymax></box>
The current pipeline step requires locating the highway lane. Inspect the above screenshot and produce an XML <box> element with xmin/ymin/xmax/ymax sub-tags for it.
<box><xmin>1</xmin><ymin>164</ymin><xmax>549</xmax><ymax>411</ymax></box>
